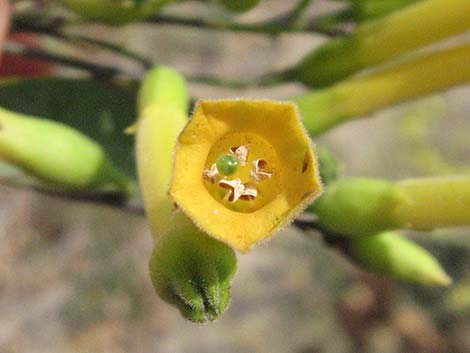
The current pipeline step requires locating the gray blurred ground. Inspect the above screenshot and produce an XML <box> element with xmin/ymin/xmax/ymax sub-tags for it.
<box><xmin>1</xmin><ymin>1</ymin><xmax>470</xmax><ymax>352</ymax></box>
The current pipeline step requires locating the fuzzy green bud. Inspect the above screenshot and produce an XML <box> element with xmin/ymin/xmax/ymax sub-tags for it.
<box><xmin>349</xmin><ymin>231</ymin><xmax>451</xmax><ymax>286</ymax></box>
<box><xmin>0</xmin><ymin>106</ymin><xmax>128</xmax><ymax>190</ymax></box>
<box><xmin>149</xmin><ymin>228</ymin><xmax>237</xmax><ymax>323</ymax></box>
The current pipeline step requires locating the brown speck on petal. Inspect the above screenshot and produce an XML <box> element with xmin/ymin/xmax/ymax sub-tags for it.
<box><xmin>203</xmin><ymin>163</ymin><xmax>219</xmax><ymax>183</ymax></box>
<box><xmin>250</xmin><ymin>159</ymin><xmax>273</xmax><ymax>182</ymax></box>
<box><xmin>172</xmin><ymin>202</ymin><xmax>181</xmax><ymax>215</ymax></box>
<box><xmin>302</xmin><ymin>152</ymin><xmax>311</xmax><ymax>173</ymax></box>
<box><xmin>230</xmin><ymin>145</ymin><xmax>249</xmax><ymax>165</ymax></box>
<box><xmin>302</xmin><ymin>190</ymin><xmax>314</xmax><ymax>200</ymax></box>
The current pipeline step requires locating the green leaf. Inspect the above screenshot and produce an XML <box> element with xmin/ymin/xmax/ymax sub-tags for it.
<box><xmin>0</xmin><ymin>78</ymin><xmax>137</xmax><ymax>177</ymax></box>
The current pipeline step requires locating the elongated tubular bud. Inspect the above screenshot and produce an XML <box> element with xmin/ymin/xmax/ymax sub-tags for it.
<box><xmin>0</xmin><ymin>106</ymin><xmax>128</xmax><ymax>190</ymax></box>
<box><xmin>313</xmin><ymin>177</ymin><xmax>470</xmax><ymax>237</ymax></box>
<box><xmin>296</xmin><ymin>0</ymin><xmax>470</xmax><ymax>87</ymax></box>
<box><xmin>136</xmin><ymin>66</ymin><xmax>237</xmax><ymax>323</ymax></box>
<box><xmin>349</xmin><ymin>231</ymin><xmax>451</xmax><ymax>286</ymax></box>
<box><xmin>394</xmin><ymin>177</ymin><xmax>470</xmax><ymax>231</ymax></box>
<box><xmin>295</xmin><ymin>43</ymin><xmax>470</xmax><ymax>136</ymax></box>
<box><xmin>136</xmin><ymin>66</ymin><xmax>191</xmax><ymax>237</ymax></box>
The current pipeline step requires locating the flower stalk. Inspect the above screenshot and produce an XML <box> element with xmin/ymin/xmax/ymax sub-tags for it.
<box><xmin>296</xmin><ymin>0</ymin><xmax>470</xmax><ymax>87</ymax></box>
<box><xmin>295</xmin><ymin>43</ymin><xmax>470</xmax><ymax>136</ymax></box>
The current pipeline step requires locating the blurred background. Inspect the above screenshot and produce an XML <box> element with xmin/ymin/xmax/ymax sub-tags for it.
<box><xmin>0</xmin><ymin>0</ymin><xmax>469</xmax><ymax>352</ymax></box>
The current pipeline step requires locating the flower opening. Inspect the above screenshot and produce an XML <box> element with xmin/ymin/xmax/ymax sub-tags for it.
<box><xmin>169</xmin><ymin>100</ymin><xmax>323</xmax><ymax>252</ymax></box>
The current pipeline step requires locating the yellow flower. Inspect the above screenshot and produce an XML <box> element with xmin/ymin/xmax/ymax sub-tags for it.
<box><xmin>169</xmin><ymin>100</ymin><xmax>323</xmax><ymax>252</ymax></box>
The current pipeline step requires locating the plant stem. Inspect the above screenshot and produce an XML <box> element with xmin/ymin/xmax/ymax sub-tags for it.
<box><xmin>11</xmin><ymin>18</ymin><xmax>153</xmax><ymax>69</ymax></box>
<box><xmin>146</xmin><ymin>14</ymin><xmax>347</xmax><ymax>37</ymax></box>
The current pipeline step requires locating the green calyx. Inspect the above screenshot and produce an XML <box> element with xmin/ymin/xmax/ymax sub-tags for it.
<box><xmin>349</xmin><ymin>231</ymin><xmax>451</xmax><ymax>286</ymax></box>
<box><xmin>312</xmin><ymin>178</ymin><xmax>405</xmax><ymax>237</ymax></box>
<box><xmin>149</xmin><ymin>228</ymin><xmax>237</xmax><ymax>323</ymax></box>
<box><xmin>0</xmin><ymin>106</ymin><xmax>129</xmax><ymax>191</ymax></box>
<box><xmin>216</xmin><ymin>154</ymin><xmax>240</xmax><ymax>176</ymax></box>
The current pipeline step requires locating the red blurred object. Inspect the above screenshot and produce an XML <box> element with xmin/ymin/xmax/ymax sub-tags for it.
<box><xmin>0</xmin><ymin>0</ymin><xmax>10</xmax><ymax>56</ymax></box>
<box><xmin>0</xmin><ymin>33</ymin><xmax>55</xmax><ymax>77</ymax></box>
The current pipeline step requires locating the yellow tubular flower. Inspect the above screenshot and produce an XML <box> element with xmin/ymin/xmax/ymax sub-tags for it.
<box><xmin>169</xmin><ymin>100</ymin><xmax>323</xmax><ymax>252</ymax></box>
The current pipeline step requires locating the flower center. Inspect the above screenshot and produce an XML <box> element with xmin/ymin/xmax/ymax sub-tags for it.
<box><xmin>203</xmin><ymin>132</ymin><xmax>281</xmax><ymax>213</ymax></box>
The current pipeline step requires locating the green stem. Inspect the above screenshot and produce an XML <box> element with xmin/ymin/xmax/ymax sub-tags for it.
<box><xmin>11</xmin><ymin>19</ymin><xmax>153</xmax><ymax>69</ymax></box>
<box><xmin>146</xmin><ymin>14</ymin><xmax>347</xmax><ymax>37</ymax></box>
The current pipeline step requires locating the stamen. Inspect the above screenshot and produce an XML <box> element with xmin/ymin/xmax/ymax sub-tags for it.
<box><xmin>203</xmin><ymin>163</ymin><xmax>219</xmax><ymax>183</ymax></box>
<box><xmin>250</xmin><ymin>159</ymin><xmax>273</xmax><ymax>182</ymax></box>
<box><xmin>219</xmin><ymin>178</ymin><xmax>258</xmax><ymax>203</ymax></box>
<box><xmin>229</xmin><ymin>145</ymin><xmax>249</xmax><ymax>166</ymax></box>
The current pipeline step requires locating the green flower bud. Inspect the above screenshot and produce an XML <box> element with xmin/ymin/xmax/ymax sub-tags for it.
<box><xmin>0</xmin><ymin>106</ymin><xmax>128</xmax><ymax>191</ymax></box>
<box><xmin>137</xmin><ymin>65</ymin><xmax>189</xmax><ymax>116</ymax></box>
<box><xmin>313</xmin><ymin>178</ymin><xmax>405</xmax><ymax>237</ymax></box>
<box><xmin>149</xmin><ymin>228</ymin><xmax>237</xmax><ymax>323</ymax></box>
<box><xmin>60</xmin><ymin>0</ymin><xmax>176</xmax><ymax>25</ymax></box>
<box><xmin>349</xmin><ymin>231</ymin><xmax>451</xmax><ymax>286</ymax></box>
<box><xmin>217</xmin><ymin>0</ymin><xmax>260</xmax><ymax>12</ymax></box>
